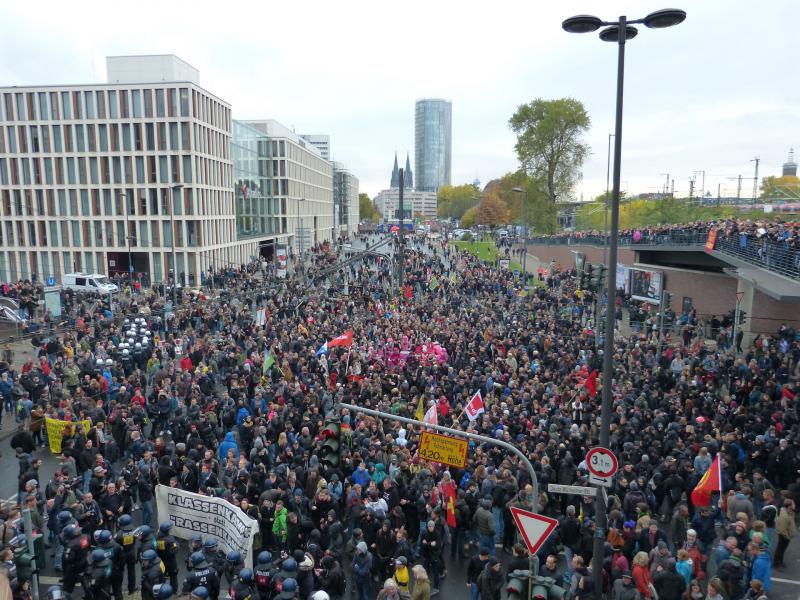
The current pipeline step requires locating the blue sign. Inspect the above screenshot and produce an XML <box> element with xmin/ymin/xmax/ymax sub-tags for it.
<box><xmin>129</xmin><ymin>265</ymin><xmax>135</xmax><ymax>273</ymax></box>
<box><xmin>46</xmin><ymin>277</ymin><xmax>56</xmax><ymax>286</ymax></box>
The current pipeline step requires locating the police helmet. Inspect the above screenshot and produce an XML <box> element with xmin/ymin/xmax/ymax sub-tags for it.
<box><xmin>141</xmin><ymin>549</ymin><xmax>158</xmax><ymax>563</ymax></box>
<box><xmin>159</xmin><ymin>522</ymin><xmax>172</xmax><ymax>534</ymax></box>
<box><xmin>105</xmin><ymin>359</ymin><xmax>113</xmax><ymax>366</ymax></box>
<box><xmin>118</xmin><ymin>514</ymin><xmax>133</xmax><ymax>528</ymax></box>
<box><xmin>281</xmin><ymin>578</ymin><xmax>298</xmax><ymax>594</ymax></box>
<box><xmin>91</xmin><ymin>548</ymin><xmax>107</xmax><ymax>563</ymax></box>
<box><xmin>239</xmin><ymin>568</ymin><xmax>254</xmax><ymax>584</ymax></box>
<box><xmin>226</xmin><ymin>550</ymin><xmax>242</xmax><ymax>564</ymax></box>
<box><xmin>191</xmin><ymin>587</ymin><xmax>209</xmax><ymax>600</ymax></box>
<box><xmin>58</xmin><ymin>511</ymin><xmax>73</xmax><ymax>525</ymax></box>
<box><xmin>280</xmin><ymin>557</ymin><xmax>298</xmax><ymax>574</ymax></box>
<box><xmin>157</xmin><ymin>584</ymin><xmax>174</xmax><ymax>600</ymax></box>
<box><xmin>311</xmin><ymin>592</ymin><xmax>330</xmax><ymax>600</ymax></box>
<box><xmin>96</xmin><ymin>529</ymin><xmax>113</xmax><ymax>544</ymax></box>
<box><xmin>257</xmin><ymin>551</ymin><xmax>272</xmax><ymax>566</ymax></box>
<box><xmin>203</xmin><ymin>539</ymin><xmax>218</xmax><ymax>550</ymax></box>
<box><xmin>190</xmin><ymin>551</ymin><xmax>207</xmax><ymax>567</ymax></box>
<box><xmin>122</xmin><ymin>349</ymin><xmax>129</xmax><ymax>356</ymax></box>
<box><xmin>190</xmin><ymin>533</ymin><xmax>202</xmax><ymax>545</ymax></box>
<box><xmin>138</xmin><ymin>525</ymin><xmax>153</xmax><ymax>538</ymax></box>
<box><xmin>63</xmin><ymin>524</ymin><xmax>81</xmax><ymax>539</ymax></box>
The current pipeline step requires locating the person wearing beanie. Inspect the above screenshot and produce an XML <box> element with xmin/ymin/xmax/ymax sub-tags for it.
<box><xmin>352</xmin><ymin>541</ymin><xmax>373</xmax><ymax>600</ymax></box>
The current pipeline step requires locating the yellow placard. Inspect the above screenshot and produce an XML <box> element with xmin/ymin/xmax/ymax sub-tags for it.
<box><xmin>45</xmin><ymin>417</ymin><xmax>92</xmax><ymax>454</ymax></box>
<box><xmin>419</xmin><ymin>431</ymin><xmax>468</xmax><ymax>468</ymax></box>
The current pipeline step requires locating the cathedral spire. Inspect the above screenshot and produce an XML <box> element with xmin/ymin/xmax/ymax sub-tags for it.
<box><xmin>404</xmin><ymin>153</ymin><xmax>414</xmax><ymax>190</ymax></box>
<box><xmin>390</xmin><ymin>152</ymin><xmax>400</xmax><ymax>189</ymax></box>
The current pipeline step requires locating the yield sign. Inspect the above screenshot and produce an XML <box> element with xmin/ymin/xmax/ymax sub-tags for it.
<box><xmin>509</xmin><ymin>507</ymin><xmax>558</xmax><ymax>556</ymax></box>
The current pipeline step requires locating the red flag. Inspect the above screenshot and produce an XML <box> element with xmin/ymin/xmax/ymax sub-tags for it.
<box><xmin>465</xmin><ymin>390</ymin><xmax>485</xmax><ymax>421</ymax></box>
<box><xmin>446</xmin><ymin>493</ymin><xmax>457</xmax><ymax>528</ymax></box>
<box><xmin>586</xmin><ymin>369</ymin><xmax>598</xmax><ymax>399</ymax></box>
<box><xmin>327</xmin><ymin>330</ymin><xmax>353</xmax><ymax>348</ymax></box>
<box><xmin>346</xmin><ymin>374</ymin><xmax>365</xmax><ymax>384</ymax></box>
<box><xmin>404</xmin><ymin>285</ymin><xmax>412</xmax><ymax>299</ymax></box>
<box><xmin>691</xmin><ymin>454</ymin><xmax>722</xmax><ymax>507</ymax></box>
<box><xmin>423</xmin><ymin>404</ymin><xmax>438</xmax><ymax>426</ymax></box>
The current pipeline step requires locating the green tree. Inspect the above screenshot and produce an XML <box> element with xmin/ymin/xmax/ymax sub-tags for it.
<box><xmin>760</xmin><ymin>175</ymin><xmax>800</xmax><ymax>200</ymax></box>
<box><xmin>438</xmin><ymin>184</ymin><xmax>481</xmax><ymax>219</ymax></box>
<box><xmin>460</xmin><ymin>206</ymin><xmax>478</xmax><ymax>228</ymax></box>
<box><xmin>495</xmin><ymin>171</ymin><xmax>558</xmax><ymax>234</ymax></box>
<box><xmin>477</xmin><ymin>190</ymin><xmax>510</xmax><ymax>227</ymax></box>
<box><xmin>509</xmin><ymin>98</ymin><xmax>591</xmax><ymax>203</ymax></box>
<box><xmin>358</xmin><ymin>193</ymin><xmax>379</xmax><ymax>223</ymax></box>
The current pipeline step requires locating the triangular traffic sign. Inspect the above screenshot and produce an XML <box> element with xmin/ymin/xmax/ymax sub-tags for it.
<box><xmin>510</xmin><ymin>507</ymin><xmax>558</xmax><ymax>556</ymax></box>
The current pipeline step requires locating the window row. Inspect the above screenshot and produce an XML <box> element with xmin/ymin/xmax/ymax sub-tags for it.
<box><xmin>0</xmin><ymin>121</ymin><xmax>194</xmax><ymax>154</ymax></box>
<box><xmin>0</xmin><ymin>217</ymin><xmax>202</xmax><ymax>249</ymax></box>
<box><xmin>0</xmin><ymin>187</ymin><xmax>196</xmax><ymax>218</ymax></box>
<box><xmin>0</xmin><ymin>154</ymin><xmax>194</xmax><ymax>187</ymax></box>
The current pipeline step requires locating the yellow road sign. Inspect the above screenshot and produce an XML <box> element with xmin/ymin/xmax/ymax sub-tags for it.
<box><xmin>419</xmin><ymin>431</ymin><xmax>468</xmax><ymax>468</ymax></box>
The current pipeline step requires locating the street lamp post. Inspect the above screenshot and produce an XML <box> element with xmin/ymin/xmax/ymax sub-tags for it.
<box><xmin>120</xmin><ymin>192</ymin><xmax>133</xmax><ymax>284</ymax></box>
<box><xmin>169</xmin><ymin>184</ymin><xmax>184</xmax><ymax>312</ymax></box>
<box><xmin>604</xmin><ymin>133</ymin><xmax>614</xmax><ymax>266</ymax></box>
<box><xmin>562</xmin><ymin>9</ymin><xmax>685</xmax><ymax>598</ymax></box>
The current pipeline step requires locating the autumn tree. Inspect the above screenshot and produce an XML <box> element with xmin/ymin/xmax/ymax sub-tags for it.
<box><xmin>509</xmin><ymin>98</ymin><xmax>591</xmax><ymax>203</ymax></box>
<box><xmin>477</xmin><ymin>190</ymin><xmax>510</xmax><ymax>227</ymax></box>
<box><xmin>760</xmin><ymin>175</ymin><xmax>800</xmax><ymax>200</ymax></box>
<box><xmin>496</xmin><ymin>170</ymin><xmax>558</xmax><ymax>234</ymax></box>
<box><xmin>460</xmin><ymin>206</ymin><xmax>478</xmax><ymax>228</ymax></box>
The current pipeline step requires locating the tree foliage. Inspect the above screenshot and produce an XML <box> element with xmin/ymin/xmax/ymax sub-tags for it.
<box><xmin>438</xmin><ymin>184</ymin><xmax>480</xmax><ymax>219</ymax></box>
<box><xmin>358</xmin><ymin>193</ymin><xmax>379</xmax><ymax>223</ymax></box>
<box><xmin>477</xmin><ymin>190</ymin><xmax>510</xmax><ymax>227</ymax></box>
<box><xmin>760</xmin><ymin>175</ymin><xmax>800</xmax><ymax>200</ymax></box>
<box><xmin>495</xmin><ymin>171</ymin><xmax>558</xmax><ymax>234</ymax></box>
<box><xmin>460</xmin><ymin>206</ymin><xmax>478</xmax><ymax>228</ymax></box>
<box><xmin>509</xmin><ymin>98</ymin><xmax>591</xmax><ymax>203</ymax></box>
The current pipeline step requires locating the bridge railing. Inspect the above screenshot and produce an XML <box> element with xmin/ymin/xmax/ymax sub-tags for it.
<box><xmin>528</xmin><ymin>229</ymin><xmax>800</xmax><ymax>280</ymax></box>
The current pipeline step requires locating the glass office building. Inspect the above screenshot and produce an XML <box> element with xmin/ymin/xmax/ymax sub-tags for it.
<box><xmin>232</xmin><ymin>120</ymin><xmax>280</xmax><ymax>241</ymax></box>
<box><xmin>414</xmin><ymin>98</ymin><xmax>452</xmax><ymax>192</ymax></box>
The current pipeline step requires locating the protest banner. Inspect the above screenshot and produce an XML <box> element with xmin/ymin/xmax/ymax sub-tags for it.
<box><xmin>155</xmin><ymin>485</ymin><xmax>259</xmax><ymax>567</ymax></box>
<box><xmin>45</xmin><ymin>417</ymin><xmax>92</xmax><ymax>454</ymax></box>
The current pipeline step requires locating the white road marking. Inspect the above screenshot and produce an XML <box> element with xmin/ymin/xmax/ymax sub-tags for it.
<box><xmin>772</xmin><ymin>577</ymin><xmax>800</xmax><ymax>585</ymax></box>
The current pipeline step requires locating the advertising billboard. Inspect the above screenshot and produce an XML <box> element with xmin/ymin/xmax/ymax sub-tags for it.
<box><xmin>629</xmin><ymin>268</ymin><xmax>663</xmax><ymax>304</ymax></box>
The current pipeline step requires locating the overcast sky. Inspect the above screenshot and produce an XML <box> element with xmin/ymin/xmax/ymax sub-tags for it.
<box><xmin>1</xmin><ymin>0</ymin><xmax>797</xmax><ymax>201</ymax></box>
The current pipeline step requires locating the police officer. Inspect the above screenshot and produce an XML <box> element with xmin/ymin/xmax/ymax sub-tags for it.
<box><xmin>254</xmin><ymin>551</ymin><xmax>276</xmax><ymax>600</ymax></box>
<box><xmin>223</xmin><ymin>550</ymin><xmax>244</xmax><ymax>589</ymax></box>
<box><xmin>191</xmin><ymin>586</ymin><xmax>210</xmax><ymax>600</ymax></box>
<box><xmin>115</xmin><ymin>514</ymin><xmax>139</xmax><ymax>595</ymax></box>
<box><xmin>62</xmin><ymin>524</ymin><xmax>91</xmax><ymax>596</ymax></box>
<box><xmin>229</xmin><ymin>568</ymin><xmax>255</xmax><ymax>600</ymax></box>
<box><xmin>138</xmin><ymin>524</ymin><xmax>156</xmax><ymax>559</ymax></box>
<box><xmin>155</xmin><ymin>522</ymin><xmax>180</xmax><ymax>589</ymax></box>
<box><xmin>54</xmin><ymin>510</ymin><xmax>75</xmax><ymax>572</ymax></box>
<box><xmin>182</xmin><ymin>551</ymin><xmax>221</xmax><ymax>600</ymax></box>
<box><xmin>140</xmin><ymin>548</ymin><xmax>167</xmax><ymax>600</ymax></box>
<box><xmin>271</xmin><ymin>558</ymin><xmax>298</xmax><ymax>600</ymax></box>
<box><xmin>94</xmin><ymin>529</ymin><xmax>124</xmax><ymax>600</ymax></box>
<box><xmin>157</xmin><ymin>583</ymin><xmax>175</xmax><ymax>600</ymax></box>
<box><xmin>89</xmin><ymin>547</ymin><xmax>113</xmax><ymax>600</ymax></box>
<box><xmin>276</xmin><ymin>577</ymin><xmax>299</xmax><ymax>600</ymax></box>
<box><xmin>186</xmin><ymin>534</ymin><xmax>204</xmax><ymax>571</ymax></box>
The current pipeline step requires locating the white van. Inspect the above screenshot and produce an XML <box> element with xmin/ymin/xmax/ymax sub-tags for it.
<box><xmin>62</xmin><ymin>273</ymin><xmax>119</xmax><ymax>295</ymax></box>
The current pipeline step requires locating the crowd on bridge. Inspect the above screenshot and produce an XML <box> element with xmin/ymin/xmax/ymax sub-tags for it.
<box><xmin>0</xmin><ymin>230</ymin><xmax>796</xmax><ymax>600</ymax></box>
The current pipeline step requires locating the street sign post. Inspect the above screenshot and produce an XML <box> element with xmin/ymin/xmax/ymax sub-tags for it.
<box><xmin>547</xmin><ymin>483</ymin><xmax>597</xmax><ymax>497</ymax></box>
<box><xmin>586</xmin><ymin>446</ymin><xmax>618</xmax><ymax>488</ymax></box>
<box><xmin>509</xmin><ymin>507</ymin><xmax>558</xmax><ymax>556</ymax></box>
<box><xmin>419</xmin><ymin>431</ymin><xmax>468</xmax><ymax>468</ymax></box>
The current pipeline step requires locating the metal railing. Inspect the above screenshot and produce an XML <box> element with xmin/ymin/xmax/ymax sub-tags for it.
<box><xmin>528</xmin><ymin>229</ymin><xmax>800</xmax><ymax>280</ymax></box>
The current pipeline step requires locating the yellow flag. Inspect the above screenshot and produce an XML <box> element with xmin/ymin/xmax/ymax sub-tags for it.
<box><xmin>415</xmin><ymin>399</ymin><xmax>424</xmax><ymax>421</ymax></box>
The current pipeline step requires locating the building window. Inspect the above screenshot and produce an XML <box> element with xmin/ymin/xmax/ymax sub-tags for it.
<box><xmin>179</xmin><ymin>88</ymin><xmax>189</xmax><ymax>116</ymax></box>
<box><xmin>61</xmin><ymin>92</ymin><xmax>71</xmax><ymax>119</ymax></box>
<box><xmin>96</xmin><ymin>90</ymin><xmax>106</xmax><ymax>119</ymax></box>
<box><xmin>108</xmin><ymin>90</ymin><xmax>118</xmax><ymax>118</ymax></box>
<box><xmin>132</xmin><ymin>90</ymin><xmax>142</xmax><ymax>118</ymax></box>
<box><xmin>155</xmin><ymin>89</ymin><xmax>165</xmax><ymax>117</ymax></box>
<box><xmin>84</xmin><ymin>91</ymin><xmax>95</xmax><ymax>119</ymax></box>
<box><xmin>144</xmin><ymin>89</ymin><xmax>153</xmax><ymax>118</ymax></box>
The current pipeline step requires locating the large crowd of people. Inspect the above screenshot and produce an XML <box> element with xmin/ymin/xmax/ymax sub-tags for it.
<box><xmin>0</xmin><ymin>231</ymin><xmax>796</xmax><ymax>600</ymax></box>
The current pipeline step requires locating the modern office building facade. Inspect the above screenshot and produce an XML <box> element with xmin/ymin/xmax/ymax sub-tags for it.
<box><xmin>0</xmin><ymin>55</ymin><xmax>258</xmax><ymax>285</ymax></box>
<box><xmin>414</xmin><ymin>98</ymin><xmax>451</xmax><ymax>192</ymax></box>
<box><xmin>299</xmin><ymin>134</ymin><xmax>331</xmax><ymax>161</ymax></box>
<box><xmin>239</xmin><ymin>120</ymin><xmax>333</xmax><ymax>254</ymax></box>
<box><xmin>332</xmin><ymin>162</ymin><xmax>359</xmax><ymax>236</ymax></box>
<box><xmin>373</xmin><ymin>188</ymin><xmax>437</xmax><ymax>221</ymax></box>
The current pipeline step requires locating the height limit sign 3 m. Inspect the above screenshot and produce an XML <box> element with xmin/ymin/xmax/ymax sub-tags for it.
<box><xmin>586</xmin><ymin>446</ymin><xmax>618</xmax><ymax>488</ymax></box>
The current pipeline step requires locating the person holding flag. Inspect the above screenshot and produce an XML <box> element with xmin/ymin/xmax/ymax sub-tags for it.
<box><xmin>690</xmin><ymin>452</ymin><xmax>723</xmax><ymax>511</ymax></box>
<box><xmin>464</xmin><ymin>390</ymin><xmax>485</xmax><ymax>422</ymax></box>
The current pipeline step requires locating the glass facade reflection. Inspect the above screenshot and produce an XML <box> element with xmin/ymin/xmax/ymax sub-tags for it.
<box><xmin>414</xmin><ymin>99</ymin><xmax>452</xmax><ymax>192</ymax></box>
<box><xmin>232</xmin><ymin>120</ymin><xmax>279</xmax><ymax>239</ymax></box>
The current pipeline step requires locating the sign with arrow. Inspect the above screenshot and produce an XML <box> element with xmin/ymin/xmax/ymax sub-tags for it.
<box><xmin>509</xmin><ymin>507</ymin><xmax>558</xmax><ymax>556</ymax></box>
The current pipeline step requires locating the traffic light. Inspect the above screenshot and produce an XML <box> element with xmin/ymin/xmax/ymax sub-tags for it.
<box><xmin>320</xmin><ymin>416</ymin><xmax>341</xmax><ymax>468</ymax></box>
<box><xmin>577</xmin><ymin>269</ymin><xmax>587</xmax><ymax>290</ymax></box>
<box><xmin>590</xmin><ymin>264</ymin><xmax>607</xmax><ymax>292</ymax></box>
<box><xmin>506</xmin><ymin>569</ymin><xmax>529</xmax><ymax>600</ymax></box>
<box><xmin>663</xmin><ymin>291</ymin><xmax>673</xmax><ymax>309</ymax></box>
<box><xmin>530</xmin><ymin>576</ymin><xmax>567</xmax><ymax>600</ymax></box>
<box><xmin>14</xmin><ymin>547</ymin><xmax>34</xmax><ymax>582</ymax></box>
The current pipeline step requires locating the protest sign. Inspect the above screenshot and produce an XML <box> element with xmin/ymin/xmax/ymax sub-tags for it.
<box><xmin>45</xmin><ymin>417</ymin><xmax>92</xmax><ymax>454</ymax></box>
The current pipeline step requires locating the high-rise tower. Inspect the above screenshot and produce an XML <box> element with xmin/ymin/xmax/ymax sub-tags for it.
<box><xmin>414</xmin><ymin>99</ymin><xmax>452</xmax><ymax>192</ymax></box>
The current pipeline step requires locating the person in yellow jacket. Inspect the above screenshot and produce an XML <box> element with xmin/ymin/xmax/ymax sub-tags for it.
<box><xmin>392</xmin><ymin>556</ymin><xmax>411</xmax><ymax>598</ymax></box>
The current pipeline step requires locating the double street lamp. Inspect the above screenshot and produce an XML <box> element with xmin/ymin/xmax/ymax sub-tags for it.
<box><xmin>562</xmin><ymin>9</ymin><xmax>685</xmax><ymax>598</ymax></box>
